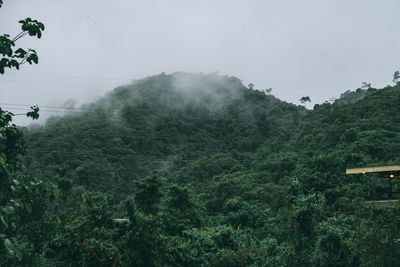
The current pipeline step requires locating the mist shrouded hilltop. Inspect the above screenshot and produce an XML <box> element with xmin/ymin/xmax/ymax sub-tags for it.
<box><xmin>12</xmin><ymin>72</ymin><xmax>400</xmax><ymax>266</ymax></box>
<box><xmin>23</xmin><ymin>72</ymin><xmax>303</xmax><ymax>195</ymax></box>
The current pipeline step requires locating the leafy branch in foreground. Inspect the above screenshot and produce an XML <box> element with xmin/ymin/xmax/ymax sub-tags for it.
<box><xmin>0</xmin><ymin>17</ymin><xmax>44</xmax><ymax>74</ymax></box>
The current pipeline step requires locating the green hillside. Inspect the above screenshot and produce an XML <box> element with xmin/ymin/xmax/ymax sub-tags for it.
<box><xmin>2</xmin><ymin>73</ymin><xmax>400</xmax><ymax>266</ymax></box>
<box><xmin>22</xmin><ymin>72</ymin><xmax>303</xmax><ymax>198</ymax></box>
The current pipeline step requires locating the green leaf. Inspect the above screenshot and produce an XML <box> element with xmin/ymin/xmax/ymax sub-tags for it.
<box><xmin>0</xmin><ymin>215</ymin><xmax>8</xmax><ymax>228</ymax></box>
<box><xmin>4</xmin><ymin>238</ymin><xmax>12</xmax><ymax>250</ymax></box>
<box><xmin>7</xmin><ymin>249</ymin><xmax>15</xmax><ymax>259</ymax></box>
<box><xmin>16</xmin><ymin>250</ymin><xmax>22</xmax><ymax>261</ymax></box>
<box><xmin>0</xmin><ymin>154</ymin><xmax>5</xmax><ymax>166</ymax></box>
<box><xmin>25</xmin><ymin>202</ymin><xmax>32</xmax><ymax>213</ymax></box>
<box><xmin>6</xmin><ymin>206</ymin><xmax>15</xmax><ymax>214</ymax></box>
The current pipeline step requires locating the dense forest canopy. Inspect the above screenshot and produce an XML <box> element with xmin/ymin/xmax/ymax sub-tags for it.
<box><xmin>1</xmin><ymin>72</ymin><xmax>399</xmax><ymax>266</ymax></box>
<box><xmin>2</xmin><ymin>1</ymin><xmax>400</xmax><ymax>265</ymax></box>
<box><xmin>23</xmin><ymin>73</ymin><xmax>303</xmax><ymax>197</ymax></box>
<box><xmin>1</xmin><ymin>70</ymin><xmax>400</xmax><ymax>265</ymax></box>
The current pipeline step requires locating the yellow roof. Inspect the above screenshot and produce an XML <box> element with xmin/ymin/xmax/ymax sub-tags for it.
<box><xmin>346</xmin><ymin>165</ymin><xmax>400</xmax><ymax>174</ymax></box>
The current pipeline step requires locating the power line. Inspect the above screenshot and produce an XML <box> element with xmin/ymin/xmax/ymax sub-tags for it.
<box><xmin>2</xmin><ymin>107</ymin><xmax>302</xmax><ymax>123</ymax></box>
<box><xmin>0</xmin><ymin>79</ymin><xmax>112</xmax><ymax>88</ymax></box>
<box><xmin>3</xmin><ymin>107</ymin><xmax>81</xmax><ymax>114</ymax></box>
<box><xmin>1</xmin><ymin>90</ymin><xmax>398</xmax><ymax>125</ymax></box>
<box><xmin>3</xmin><ymin>90</ymin><xmax>398</xmax><ymax>113</ymax></box>
<box><xmin>21</xmin><ymin>122</ymin><xmax>400</xmax><ymax>144</ymax></box>
<box><xmin>1</xmin><ymin>86</ymin><xmax>398</xmax><ymax>112</ymax></box>
<box><xmin>25</xmin><ymin>132</ymin><xmax>269</xmax><ymax>143</ymax></box>
<box><xmin>1</xmin><ymin>104</ymin><xmax>306</xmax><ymax>122</ymax></box>
<box><xmin>24</xmin><ymin>149</ymin><xmax>257</xmax><ymax>163</ymax></box>
<box><xmin>0</xmin><ymin>103</ymin><xmax>119</xmax><ymax>111</ymax></box>
<box><xmin>26</xmin><ymin>149</ymin><xmax>334</xmax><ymax>165</ymax></box>
<box><xmin>5</xmin><ymin>72</ymin><xmax>132</xmax><ymax>81</ymax></box>
<box><xmin>24</xmin><ymin>147</ymin><xmax>376</xmax><ymax>165</ymax></box>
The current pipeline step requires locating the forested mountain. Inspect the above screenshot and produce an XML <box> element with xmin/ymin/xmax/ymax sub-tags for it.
<box><xmin>22</xmin><ymin>73</ymin><xmax>303</xmax><ymax>198</ymax></box>
<box><xmin>2</xmin><ymin>73</ymin><xmax>400</xmax><ymax>266</ymax></box>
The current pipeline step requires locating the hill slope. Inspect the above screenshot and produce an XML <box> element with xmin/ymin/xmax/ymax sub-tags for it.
<box><xmin>23</xmin><ymin>72</ymin><xmax>304</xmax><ymax>197</ymax></box>
<box><xmin>14</xmin><ymin>74</ymin><xmax>400</xmax><ymax>266</ymax></box>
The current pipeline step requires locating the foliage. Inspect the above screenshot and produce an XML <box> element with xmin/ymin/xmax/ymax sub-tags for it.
<box><xmin>0</xmin><ymin>2</ymin><xmax>47</xmax><ymax>265</ymax></box>
<box><xmin>0</xmin><ymin>16</ymin><xmax>44</xmax><ymax>74</ymax></box>
<box><xmin>299</xmin><ymin>96</ymin><xmax>311</xmax><ymax>104</ymax></box>
<box><xmin>393</xmin><ymin>71</ymin><xmax>400</xmax><ymax>84</ymax></box>
<box><xmin>0</xmin><ymin>105</ymin><xmax>50</xmax><ymax>265</ymax></box>
<box><xmin>4</xmin><ymin>70</ymin><xmax>400</xmax><ymax>265</ymax></box>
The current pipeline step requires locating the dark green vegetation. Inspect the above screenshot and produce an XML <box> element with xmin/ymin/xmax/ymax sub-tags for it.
<box><xmin>0</xmin><ymin>13</ymin><xmax>44</xmax><ymax>74</ymax></box>
<box><xmin>2</xmin><ymin>1</ymin><xmax>400</xmax><ymax>265</ymax></box>
<box><xmin>24</xmin><ymin>73</ymin><xmax>302</xmax><ymax>198</ymax></box>
<box><xmin>1</xmin><ymin>72</ymin><xmax>400</xmax><ymax>266</ymax></box>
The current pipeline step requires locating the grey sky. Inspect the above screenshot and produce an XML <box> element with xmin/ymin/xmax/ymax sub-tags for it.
<box><xmin>1</xmin><ymin>0</ymin><xmax>399</xmax><ymax>124</ymax></box>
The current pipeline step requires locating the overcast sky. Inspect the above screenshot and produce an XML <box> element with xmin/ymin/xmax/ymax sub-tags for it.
<box><xmin>1</xmin><ymin>0</ymin><xmax>399</xmax><ymax>124</ymax></box>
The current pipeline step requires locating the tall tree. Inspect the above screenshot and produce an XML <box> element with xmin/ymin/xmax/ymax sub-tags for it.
<box><xmin>361</xmin><ymin>82</ymin><xmax>371</xmax><ymax>90</ymax></box>
<box><xmin>393</xmin><ymin>71</ymin><xmax>400</xmax><ymax>85</ymax></box>
<box><xmin>300</xmin><ymin>96</ymin><xmax>311</xmax><ymax>108</ymax></box>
